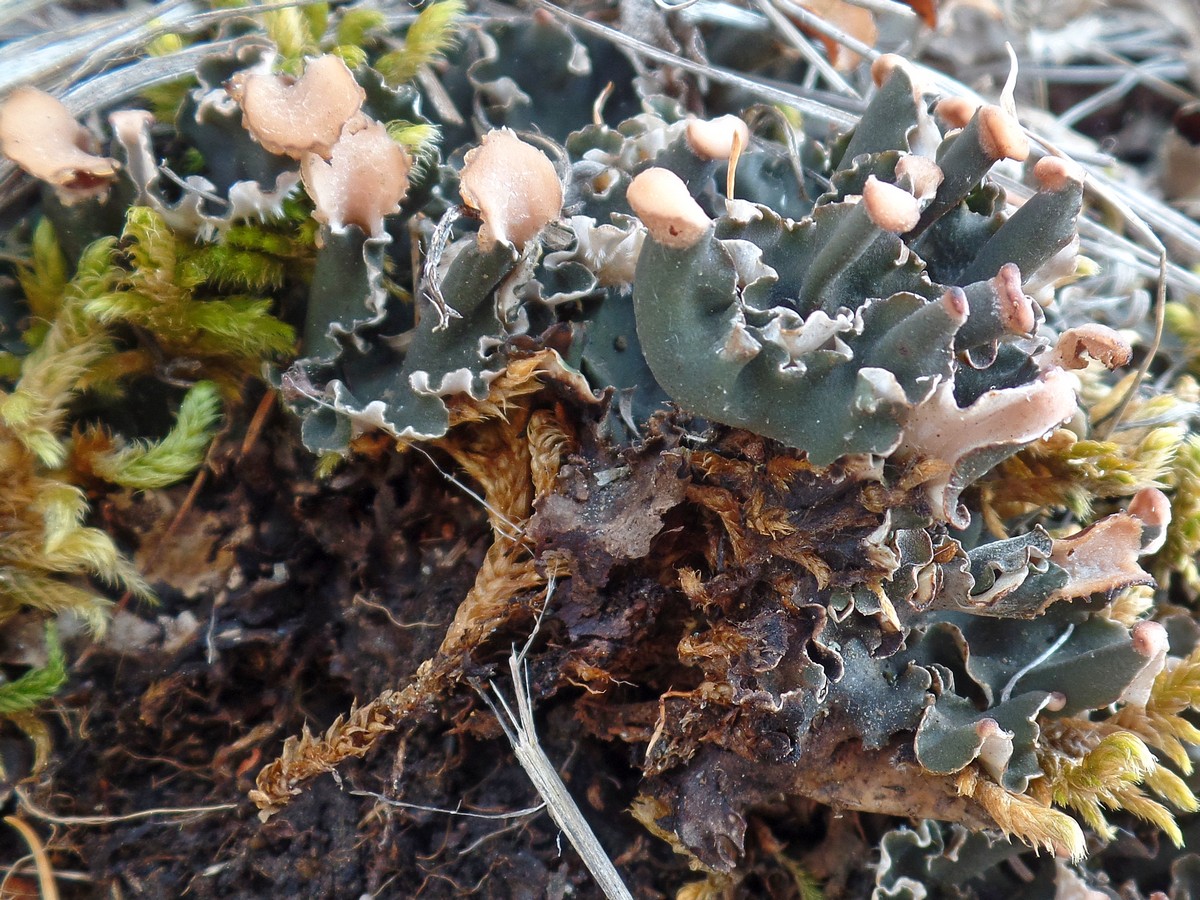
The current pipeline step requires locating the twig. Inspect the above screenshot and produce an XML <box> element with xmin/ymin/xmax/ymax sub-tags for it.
<box><xmin>238</xmin><ymin>390</ymin><xmax>277</xmax><ymax>460</ymax></box>
<box><xmin>843</xmin><ymin>0</ymin><xmax>916</xmax><ymax>16</ymax></box>
<box><xmin>907</xmin><ymin>49</ymin><xmax>1200</xmax><ymax>271</ymax></box>
<box><xmin>771</xmin><ymin>0</ymin><xmax>878</xmax><ymax>61</ymax></box>
<box><xmin>653</xmin><ymin>0</ymin><xmax>702</xmax><ymax>10</ymax></box>
<box><xmin>1056</xmin><ymin>69</ymin><xmax>1142</xmax><ymax>128</ymax></box>
<box><xmin>678</xmin><ymin>0</ymin><xmax>768</xmax><ymax>29</ymax></box>
<box><xmin>750</xmin><ymin>0</ymin><xmax>858</xmax><ymax>97</ymax></box>
<box><xmin>0</xmin><ymin>0</ymin><xmax>194</xmax><ymax>93</ymax></box>
<box><xmin>517</xmin><ymin>575</ymin><xmax>557</xmax><ymax>665</ymax></box>
<box><xmin>478</xmin><ymin>652</ymin><xmax>634</xmax><ymax>900</ymax></box>
<box><xmin>1016</xmin><ymin>124</ymin><xmax>1170</xmax><ymax>441</ymax></box>
<box><xmin>15</xmin><ymin>786</ymin><xmax>235</xmax><ymax>826</ymax></box>
<box><xmin>351</xmin><ymin>593</ymin><xmax>444</xmax><ymax>630</ymax></box>
<box><xmin>112</xmin><ymin>456</ymin><xmax>209</xmax><ymax>612</ymax></box>
<box><xmin>59</xmin><ymin>36</ymin><xmax>259</xmax><ymax>113</ymax></box>
<box><xmin>0</xmin><ymin>0</ymin><xmax>61</xmax><ymax>32</ymax></box>
<box><xmin>456</xmin><ymin>816</ymin><xmax>534</xmax><ymax>855</ymax></box>
<box><xmin>1072</xmin><ymin>220</ymin><xmax>1200</xmax><ymax>297</ymax></box>
<box><xmin>0</xmin><ymin>858</ymin><xmax>91</xmax><ymax>884</ymax></box>
<box><xmin>278</xmin><ymin>374</ymin><xmax>529</xmax><ymax>540</ymax></box>
<box><xmin>529</xmin><ymin>0</ymin><xmax>859</xmax><ymax>128</ymax></box>
<box><xmin>1001</xmin><ymin>624</ymin><xmax>1075</xmax><ymax>702</ymax></box>
<box><xmin>1018</xmin><ymin>62</ymin><xmax>1189</xmax><ymax>85</ymax></box>
<box><xmin>1091</xmin><ymin>47</ymin><xmax>1197</xmax><ymax>106</ymax></box>
<box><xmin>350</xmin><ymin>789</ymin><xmax>545</xmax><ymax>821</ymax></box>
<box><xmin>1093</xmin><ymin>249</ymin><xmax>1168</xmax><ymax>439</ymax></box>
<box><xmin>4</xmin><ymin>816</ymin><xmax>58</xmax><ymax>900</ymax></box>
<box><xmin>163</xmin><ymin>464</ymin><xmax>212</xmax><ymax>545</ymax></box>
<box><xmin>408</xmin><ymin>443</ymin><xmax>525</xmax><ymax>542</ymax></box>
<box><xmin>0</xmin><ymin>852</ymin><xmax>34</xmax><ymax>896</ymax></box>
<box><xmin>419</xmin><ymin>206</ymin><xmax>465</xmax><ymax>331</ymax></box>
<box><xmin>157</xmin><ymin>165</ymin><xmax>230</xmax><ymax>207</ymax></box>
<box><xmin>67</xmin><ymin>0</ymin><xmax>332</xmax><ymax>89</ymax></box>
<box><xmin>745</xmin><ymin>104</ymin><xmax>810</xmax><ymax>200</ymax></box>
<box><xmin>472</xmin><ymin>587</ymin><xmax>629</xmax><ymax>900</ymax></box>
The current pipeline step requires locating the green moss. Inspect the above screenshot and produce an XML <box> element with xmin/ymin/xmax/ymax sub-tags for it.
<box><xmin>0</xmin><ymin>624</ymin><xmax>67</xmax><ymax>717</ymax></box>
<box><xmin>78</xmin><ymin>206</ymin><xmax>300</xmax><ymax>392</ymax></box>
<box><xmin>16</xmin><ymin>218</ymin><xmax>69</xmax><ymax>349</ymax></box>
<box><xmin>87</xmin><ymin>380</ymin><xmax>222</xmax><ymax>490</ymax></box>
<box><xmin>376</xmin><ymin>0</ymin><xmax>465</xmax><ymax>86</ymax></box>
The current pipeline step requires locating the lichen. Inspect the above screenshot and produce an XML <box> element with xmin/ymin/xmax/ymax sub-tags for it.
<box><xmin>4</xmin><ymin>7</ymin><xmax>1200</xmax><ymax>898</ymax></box>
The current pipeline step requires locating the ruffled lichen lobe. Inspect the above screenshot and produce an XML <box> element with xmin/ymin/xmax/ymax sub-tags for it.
<box><xmin>899</xmin><ymin>369</ymin><xmax>1080</xmax><ymax>525</ymax></box>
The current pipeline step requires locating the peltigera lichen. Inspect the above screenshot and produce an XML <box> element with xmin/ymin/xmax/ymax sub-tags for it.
<box><xmin>4</xmin><ymin>1</ymin><xmax>1200</xmax><ymax>897</ymax></box>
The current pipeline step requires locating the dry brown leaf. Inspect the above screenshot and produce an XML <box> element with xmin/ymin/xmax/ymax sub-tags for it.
<box><xmin>902</xmin><ymin>0</ymin><xmax>940</xmax><ymax>27</ymax></box>
<box><xmin>794</xmin><ymin>0</ymin><xmax>877</xmax><ymax>71</ymax></box>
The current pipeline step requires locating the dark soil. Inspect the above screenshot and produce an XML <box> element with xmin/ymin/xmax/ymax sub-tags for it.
<box><xmin>0</xmin><ymin>389</ymin><xmax>674</xmax><ymax>898</ymax></box>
